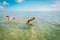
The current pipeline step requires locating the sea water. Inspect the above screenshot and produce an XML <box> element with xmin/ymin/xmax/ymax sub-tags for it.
<box><xmin>0</xmin><ymin>11</ymin><xmax>60</xmax><ymax>40</ymax></box>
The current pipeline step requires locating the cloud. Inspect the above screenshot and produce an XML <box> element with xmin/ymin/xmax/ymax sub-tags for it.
<box><xmin>16</xmin><ymin>1</ymin><xmax>60</xmax><ymax>11</ymax></box>
<box><xmin>3</xmin><ymin>1</ymin><xmax>9</xmax><ymax>5</ymax></box>
<box><xmin>0</xmin><ymin>6</ymin><xmax>5</xmax><ymax>12</ymax></box>
<box><xmin>30</xmin><ymin>1</ymin><xmax>60</xmax><ymax>11</ymax></box>
<box><xmin>49</xmin><ymin>1</ymin><xmax>60</xmax><ymax>11</ymax></box>
<box><xmin>16</xmin><ymin>0</ymin><xmax>23</xmax><ymax>3</ymax></box>
<box><xmin>2</xmin><ymin>0</ymin><xmax>60</xmax><ymax>11</ymax></box>
<box><xmin>0</xmin><ymin>6</ymin><xmax>4</xmax><ymax>10</ymax></box>
<box><xmin>34</xmin><ymin>1</ymin><xmax>60</xmax><ymax>11</ymax></box>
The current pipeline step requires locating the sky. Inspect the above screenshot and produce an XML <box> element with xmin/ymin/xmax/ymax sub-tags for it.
<box><xmin>0</xmin><ymin>0</ymin><xmax>60</xmax><ymax>11</ymax></box>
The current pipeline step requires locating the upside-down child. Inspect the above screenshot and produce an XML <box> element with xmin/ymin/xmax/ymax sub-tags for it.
<box><xmin>26</xmin><ymin>17</ymin><xmax>35</xmax><ymax>28</ymax></box>
<box><xmin>6</xmin><ymin>16</ymin><xmax>16</xmax><ymax>24</ymax></box>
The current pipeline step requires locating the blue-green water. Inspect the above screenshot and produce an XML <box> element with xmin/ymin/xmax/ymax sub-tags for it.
<box><xmin>0</xmin><ymin>11</ymin><xmax>60</xmax><ymax>40</ymax></box>
<box><xmin>0</xmin><ymin>11</ymin><xmax>60</xmax><ymax>23</ymax></box>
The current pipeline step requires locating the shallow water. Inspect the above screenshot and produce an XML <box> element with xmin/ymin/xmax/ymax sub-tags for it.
<box><xmin>0</xmin><ymin>11</ymin><xmax>60</xmax><ymax>40</ymax></box>
<box><xmin>0</xmin><ymin>11</ymin><xmax>60</xmax><ymax>23</ymax></box>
